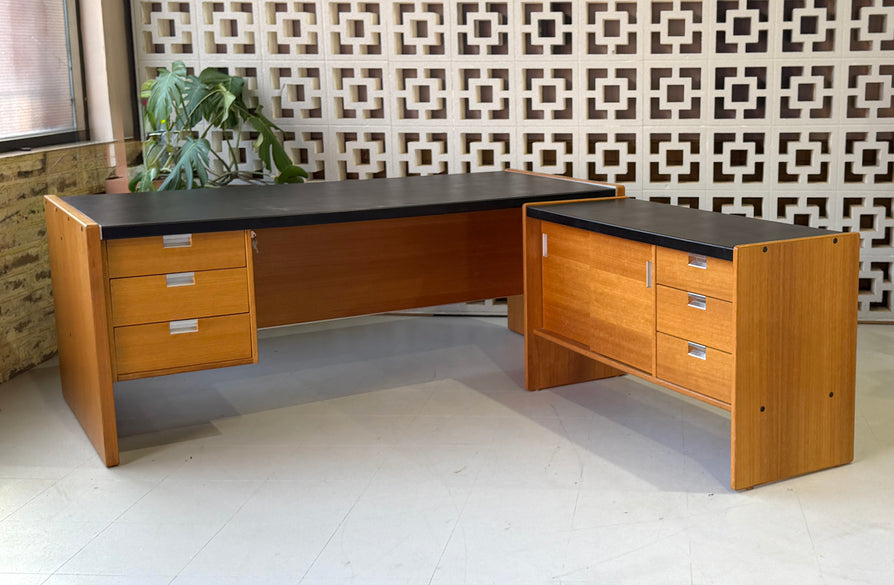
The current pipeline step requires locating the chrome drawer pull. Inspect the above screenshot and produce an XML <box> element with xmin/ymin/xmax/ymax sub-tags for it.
<box><xmin>646</xmin><ymin>260</ymin><xmax>653</xmax><ymax>288</ymax></box>
<box><xmin>169</xmin><ymin>319</ymin><xmax>198</xmax><ymax>335</ymax></box>
<box><xmin>687</xmin><ymin>293</ymin><xmax>707</xmax><ymax>310</ymax></box>
<box><xmin>542</xmin><ymin>233</ymin><xmax>548</xmax><ymax>257</ymax></box>
<box><xmin>165</xmin><ymin>272</ymin><xmax>195</xmax><ymax>287</ymax></box>
<box><xmin>162</xmin><ymin>234</ymin><xmax>192</xmax><ymax>248</ymax></box>
<box><xmin>687</xmin><ymin>253</ymin><xmax>707</xmax><ymax>269</ymax></box>
<box><xmin>687</xmin><ymin>342</ymin><xmax>707</xmax><ymax>360</ymax></box>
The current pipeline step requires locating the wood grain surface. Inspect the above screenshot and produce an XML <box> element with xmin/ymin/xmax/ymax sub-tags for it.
<box><xmin>44</xmin><ymin>195</ymin><xmax>119</xmax><ymax>466</ymax></box>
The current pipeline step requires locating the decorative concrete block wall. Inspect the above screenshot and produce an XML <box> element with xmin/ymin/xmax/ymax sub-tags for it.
<box><xmin>131</xmin><ymin>0</ymin><xmax>893</xmax><ymax>321</ymax></box>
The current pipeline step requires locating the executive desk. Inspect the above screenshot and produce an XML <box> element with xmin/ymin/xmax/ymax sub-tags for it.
<box><xmin>523</xmin><ymin>198</ymin><xmax>859</xmax><ymax>489</ymax></box>
<box><xmin>44</xmin><ymin>170</ymin><xmax>618</xmax><ymax>466</ymax></box>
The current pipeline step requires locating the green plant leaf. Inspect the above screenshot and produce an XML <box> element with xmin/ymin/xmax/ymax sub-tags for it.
<box><xmin>183</xmin><ymin>73</ymin><xmax>213</xmax><ymax>128</ymax></box>
<box><xmin>274</xmin><ymin>165</ymin><xmax>308</xmax><ymax>184</ymax></box>
<box><xmin>247</xmin><ymin>108</ymin><xmax>296</xmax><ymax>177</ymax></box>
<box><xmin>139</xmin><ymin>79</ymin><xmax>158</xmax><ymax>130</ymax></box>
<box><xmin>199</xmin><ymin>67</ymin><xmax>245</xmax><ymax>99</ymax></box>
<box><xmin>188</xmin><ymin>84</ymin><xmax>237</xmax><ymax>129</ymax></box>
<box><xmin>197</xmin><ymin>68</ymin><xmax>244</xmax><ymax>128</ymax></box>
<box><xmin>129</xmin><ymin>165</ymin><xmax>159</xmax><ymax>193</ymax></box>
<box><xmin>137</xmin><ymin>62</ymin><xmax>306</xmax><ymax>190</ymax></box>
<box><xmin>158</xmin><ymin>136</ymin><xmax>211</xmax><ymax>190</ymax></box>
<box><xmin>145</xmin><ymin>61</ymin><xmax>187</xmax><ymax>132</ymax></box>
<box><xmin>198</xmin><ymin>67</ymin><xmax>230</xmax><ymax>85</ymax></box>
<box><xmin>225</xmin><ymin>76</ymin><xmax>245</xmax><ymax>102</ymax></box>
<box><xmin>143</xmin><ymin>136</ymin><xmax>170</xmax><ymax>171</ymax></box>
<box><xmin>215</xmin><ymin>87</ymin><xmax>237</xmax><ymax>128</ymax></box>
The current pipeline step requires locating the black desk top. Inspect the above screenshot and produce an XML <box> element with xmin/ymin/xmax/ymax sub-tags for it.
<box><xmin>527</xmin><ymin>198</ymin><xmax>838</xmax><ymax>260</ymax></box>
<box><xmin>62</xmin><ymin>171</ymin><xmax>614</xmax><ymax>239</ymax></box>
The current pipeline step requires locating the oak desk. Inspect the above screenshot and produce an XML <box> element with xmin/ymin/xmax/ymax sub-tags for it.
<box><xmin>523</xmin><ymin>198</ymin><xmax>860</xmax><ymax>489</ymax></box>
<box><xmin>44</xmin><ymin>171</ymin><xmax>618</xmax><ymax>466</ymax></box>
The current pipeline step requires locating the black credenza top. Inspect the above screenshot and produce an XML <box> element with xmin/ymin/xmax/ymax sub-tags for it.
<box><xmin>61</xmin><ymin>171</ymin><xmax>615</xmax><ymax>239</ymax></box>
<box><xmin>527</xmin><ymin>198</ymin><xmax>840</xmax><ymax>261</ymax></box>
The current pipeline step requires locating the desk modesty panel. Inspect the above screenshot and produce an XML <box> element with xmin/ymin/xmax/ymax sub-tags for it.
<box><xmin>523</xmin><ymin>198</ymin><xmax>860</xmax><ymax>490</ymax></box>
<box><xmin>45</xmin><ymin>171</ymin><xmax>619</xmax><ymax>466</ymax></box>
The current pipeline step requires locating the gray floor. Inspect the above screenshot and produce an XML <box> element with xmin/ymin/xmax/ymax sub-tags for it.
<box><xmin>1</xmin><ymin>315</ymin><xmax>892</xmax><ymax>585</ymax></box>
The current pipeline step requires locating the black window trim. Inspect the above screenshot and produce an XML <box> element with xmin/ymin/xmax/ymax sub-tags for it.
<box><xmin>0</xmin><ymin>0</ymin><xmax>89</xmax><ymax>154</ymax></box>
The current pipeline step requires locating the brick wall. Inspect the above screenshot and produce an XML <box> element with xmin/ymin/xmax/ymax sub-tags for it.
<box><xmin>0</xmin><ymin>143</ymin><xmax>116</xmax><ymax>382</ymax></box>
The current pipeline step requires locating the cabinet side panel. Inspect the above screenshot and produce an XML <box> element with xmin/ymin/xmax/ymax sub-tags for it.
<box><xmin>506</xmin><ymin>294</ymin><xmax>524</xmax><ymax>335</ymax></box>
<box><xmin>732</xmin><ymin>233</ymin><xmax>859</xmax><ymax>489</ymax></box>
<box><xmin>44</xmin><ymin>196</ymin><xmax>118</xmax><ymax>466</ymax></box>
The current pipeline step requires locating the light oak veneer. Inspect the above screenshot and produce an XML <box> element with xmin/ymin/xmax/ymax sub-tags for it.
<box><xmin>524</xmin><ymin>201</ymin><xmax>859</xmax><ymax>490</ymax></box>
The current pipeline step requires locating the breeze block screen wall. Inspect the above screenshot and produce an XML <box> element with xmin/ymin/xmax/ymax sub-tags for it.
<box><xmin>131</xmin><ymin>0</ymin><xmax>894</xmax><ymax>321</ymax></box>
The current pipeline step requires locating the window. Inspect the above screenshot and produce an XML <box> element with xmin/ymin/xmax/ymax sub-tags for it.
<box><xmin>0</xmin><ymin>0</ymin><xmax>86</xmax><ymax>150</ymax></box>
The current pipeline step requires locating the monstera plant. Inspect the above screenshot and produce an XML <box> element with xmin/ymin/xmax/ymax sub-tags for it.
<box><xmin>129</xmin><ymin>61</ymin><xmax>307</xmax><ymax>192</ymax></box>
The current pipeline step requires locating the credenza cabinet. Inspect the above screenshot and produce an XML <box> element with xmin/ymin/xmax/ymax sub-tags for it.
<box><xmin>524</xmin><ymin>197</ymin><xmax>860</xmax><ymax>490</ymax></box>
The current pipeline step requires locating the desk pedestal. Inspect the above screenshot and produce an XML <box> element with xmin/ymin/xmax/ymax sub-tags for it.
<box><xmin>45</xmin><ymin>201</ymin><xmax>530</xmax><ymax>467</ymax></box>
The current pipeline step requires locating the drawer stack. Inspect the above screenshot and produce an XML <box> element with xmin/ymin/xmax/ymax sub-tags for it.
<box><xmin>105</xmin><ymin>231</ymin><xmax>258</xmax><ymax>380</ymax></box>
<box><xmin>655</xmin><ymin>247</ymin><xmax>734</xmax><ymax>405</ymax></box>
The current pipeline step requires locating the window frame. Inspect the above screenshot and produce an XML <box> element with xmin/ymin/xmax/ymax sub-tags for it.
<box><xmin>0</xmin><ymin>0</ymin><xmax>88</xmax><ymax>153</ymax></box>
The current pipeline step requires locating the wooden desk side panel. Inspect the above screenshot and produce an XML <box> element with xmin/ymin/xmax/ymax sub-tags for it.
<box><xmin>253</xmin><ymin>210</ymin><xmax>524</xmax><ymax>328</ymax></box>
<box><xmin>506</xmin><ymin>294</ymin><xmax>524</xmax><ymax>335</ymax></box>
<box><xmin>731</xmin><ymin>232</ymin><xmax>859</xmax><ymax>489</ymax></box>
<box><xmin>523</xmin><ymin>213</ymin><xmax>622</xmax><ymax>391</ymax></box>
<box><xmin>44</xmin><ymin>196</ymin><xmax>119</xmax><ymax>467</ymax></box>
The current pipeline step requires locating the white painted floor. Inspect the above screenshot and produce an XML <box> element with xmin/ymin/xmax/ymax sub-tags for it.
<box><xmin>0</xmin><ymin>315</ymin><xmax>892</xmax><ymax>585</ymax></box>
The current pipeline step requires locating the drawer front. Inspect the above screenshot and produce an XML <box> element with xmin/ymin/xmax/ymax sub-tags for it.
<box><xmin>656</xmin><ymin>333</ymin><xmax>732</xmax><ymax>404</ymax></box>
<box><xmin>106</xmin><ymin>231</ymin><xmax>247</xmax><ymax>278</ymax></box>
<box><xmin>114</xmin><ymin>313</ymin><xmax>254</xmax><ymax>375</ymax></box>
<box><xmin>656</xmin><ymin>247</ymin><xmax>734</xmax><ymax>301</ymax></box>
<box><xmin>656</xmin><ymin>285</ymin><xmax>734</xmax><ymax>353</ymax></box>
<box><xmin>110</xmin><ymin>268</ymin><xmax>250</xmax><ymax>327</ymax></box>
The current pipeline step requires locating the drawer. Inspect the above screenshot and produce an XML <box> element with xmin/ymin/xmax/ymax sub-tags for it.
<box><xmin>656</xmin><ymin>247</ymin><xmax>734</xmax><ymax>301</ymax></box>
<box><xmin>656</xmin><ymin>286</ymin><xmax>734</xmax><ymax>353</ymax></box>
<box><xmin>114</xmin><ymin>313</ymin><xmax>254</xmax><ymax>376</ymax></box>
<box><xmin>656</xmin><ymin>333</ymin><xmax>732</xmax><ymax>404</ymax></box>
<box><xmin>106</xmin><ymin>231</ymin><xmax>247</xmax><ymax>278</ymax></box>
<box><xmin>110</xmin><ymin>268</ymin><xmax>251</xmax><ymax>327</ymax></box>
